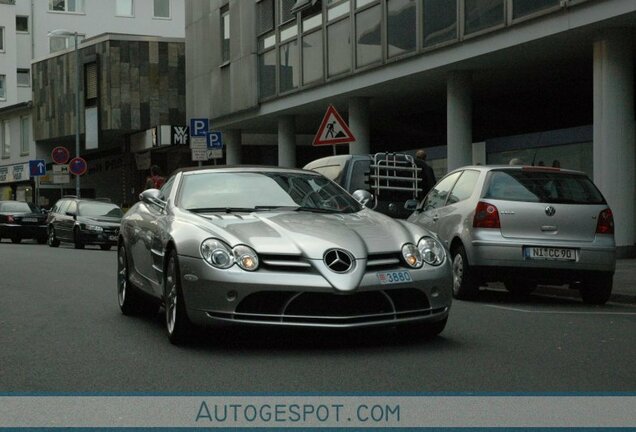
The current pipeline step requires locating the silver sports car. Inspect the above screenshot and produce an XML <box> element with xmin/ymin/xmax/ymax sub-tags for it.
<box><xmin>117</xmin><ymin>166</ymin><xmax>452</xmax><ymax>344</ymax></box>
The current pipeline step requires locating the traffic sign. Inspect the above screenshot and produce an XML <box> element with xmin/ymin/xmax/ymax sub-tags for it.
<box><xmin>51</xmin><ymin>146</ymin><xmax>70</xmax><ymax>164</ymax></box>
<box><xmin>207</xmin><ymin>131</ymin><xmax>223</xmax><ymax>149</ymax></box>
<box><xmin>189</xmin><ymin>118</ymin><xmax>209</xmax><ymax>137</ymax></box>
<box><xmin>29</xmin><ymin>160</ymin><xmax>46</xmax><ymax>177</ymax></box>
<box><xmin>191</xmin><ymin>148</ymin><xmax>208</xmax><ymax>161</ymax></box>
<box><xmin>313</xmin><ymin>105</ymin><xmax>356</xmax><ymax>146</ymax></box>
<box><xmin>68</xmin><ymin>157</ymin><xmax>88</xmax><ymax>176</ymax></box>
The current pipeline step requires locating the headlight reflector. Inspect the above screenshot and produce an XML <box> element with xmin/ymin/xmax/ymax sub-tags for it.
<box><xmin>83</xmin><ymin>224</ymin><xmax>103</xmax><ymax>232</ymax></box>
<box><xmin>233</xmin><ymin>245</ymin><xmax>259</xmax><ymax>271</ymax></box>
<box><xmin>201</xmin><ymin>239</ymin><xmax>233</xmax><ymax>269</ymax></box>
<box><xmin>418</xmin><ymin>236</ymin><xmax>445</xmax><ymax>266</ymax></box>
<box><xmin>401</xmin><ymin>243</ymin><xmax>423</xmax><ymax>268</ymax></box>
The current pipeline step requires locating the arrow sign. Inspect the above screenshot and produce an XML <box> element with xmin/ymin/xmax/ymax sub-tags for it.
<box><xmin>29</xmin><ymin>160</ymin><xmax>46</xmax><ymax>177</ymax></box>
<box><xmin>68</xmin><ymin>157</ymin><xmax>88</xmax><ymax>176</ymax></box>
<box><xmin>312</xmin><ymin>105</ymin><xmax>356</xmax><ymax>146</ymax></box>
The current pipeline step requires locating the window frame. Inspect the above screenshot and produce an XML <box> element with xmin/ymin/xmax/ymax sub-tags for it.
<box><xmin>16</xmin><ymin>16</ymin><xmax>29</xmax><ymax>33</ymax></box>
<box><xmin>220</xmin><ymin>5</ymin><xmax>230</xmax><ymax>64</ymax></box>
<box><xmin>152</xmin><ymin>0</ymin><xmax>171</xmax><ymax>19</ymax></box>
<box><xmin>0</xmin><ymin>74</ymin><xmax>6</xmax><ymax>101</ymax></box>
<box><xmin>1</xmin><ymin>120</ymin><xmax>10</xmax><ymax>159</ymax></box>
<box><xmin>115</xmin><ymin>0</ymin><xmax>135</xmax><ymax>17</ymax></box>
<box><xmin>20</xmin><ymin>116</ymin><xmax>30</xmax><ymax>156</ymax></box>
<box><xmin>48</xmin><ymin>0</ymin><xmax>85</xmax><ymax>14</ymax></box>
<box><xmin>17</xmin><ymin>69</ymin><xmax>31</xmax><ymax>87</ymax></box>
<box><xmin>0</xmin><ymin>26</ymin><xmax>4</xmax><ymax>52</ymax></box>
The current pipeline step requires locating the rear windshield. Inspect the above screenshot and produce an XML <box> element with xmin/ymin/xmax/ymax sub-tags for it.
<box><xmin>484</xmin><ymin>170</ymin><xmax>606</xmax><ymax>204</ymax></box>
<box><xmin>0</xmin><ymin>202</ymin><xmax>39</xmax><ymax>213</ymax></box>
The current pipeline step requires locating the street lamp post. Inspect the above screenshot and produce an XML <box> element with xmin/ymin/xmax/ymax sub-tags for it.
<box><xmin>48</xmin><ymin>29</ymin><xmax>81</xmax><ymax>197</ymax></box>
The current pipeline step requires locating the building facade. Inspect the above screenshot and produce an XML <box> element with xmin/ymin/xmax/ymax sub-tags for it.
<box><xmin>186</xmin><ymin>0</ymin><xmax>636</xmax><ymax>256</ymax></box>
<box><xmin>0</xmin><ymin>0</ymin><xmax>184</xmax><ymax>204</ymax></box>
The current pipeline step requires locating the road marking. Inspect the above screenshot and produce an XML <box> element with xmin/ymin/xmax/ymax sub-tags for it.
<box><xmin>483</xmin><ymin>304</ymin><xmax>636</xmax><ymax>315</ymax></box>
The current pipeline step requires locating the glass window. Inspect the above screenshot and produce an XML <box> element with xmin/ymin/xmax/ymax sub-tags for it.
<box><xmin>302</xmin><ymin>12</ymin><xmax>322</xmax><ymax>32</ymax></box>
<box><xmin>259</xmin><ymin>49</ymin><xmax>277</xmax><ymax>99</ymax></box>
<box><xmin>1</xmin><ymin>120</ymin><xmax>9</xmax><ymax>158</ymax></box>
<box><xmin>302</xmin><ymin>30</ymin><xmax>323</xmax><ymax>85</ymax></box>
<box><xmin>280</xmin><ymin>22</ymin><xmax>298</xmax><ymax>42</ymax></box>
<box><xmin>16</xmin><ymin>16</ymin><xmax>29</xmax><ymax>33</ymax></box>
<box><xmin>116</xmin><ymin>0</ymin><xmax>134</xmax><ymax>16</ymax></box>
<box><xmin>153</xmin><ymin>0</ymin><xmax>170</xmax><ymax>18</ymax></box>
<box><xmin>20</xmin><ymin>116</ymin><xmax>29</xmax><ymax>156</ymax></box>
<box><xmin>280</xmin><ymin>0</ymin><xmax>296</xmax><ymax>23</ymax></box>
<box><xmin>221</xmin><ymin>6</ymin><xmax>230</xmax><ymax>62</ymax></box>
<box><xmin>423</xmin><ymin>0</ymin><xmax>457</xmax><ymax>47</ymax></box>
<box><xmin>66</xmin><ymin>201</ymin><xmax>78</xmax><ymax>214</ymax></box>
<box><xmin>447</xmin><ymin>170</ymin><xmax>480</xmax><ymax>204</ymax></box>
<box><xmin>355</xmin><ymin>5</ymin><xmax>381</xmax><ymax>68</ymax></box>
<box><xmin>17</xmin><ymin>69</ymin><xmax>30</xmax><ymax>87</ymax></box>
<box><xmin>421</xmin><ymin>171</ymin><xmax>461</xmax><ymax>210</ymax></box>
<box><xmin>350</xmin><ymin>160</ymin><xmax>372</xmax><ymax>191</ymax></box>
<box><xmin>49</xmin><ymin>0</ymin><xmax>84</xmax><ymax>13</ymax></box>
<box><xmin>49</xmin><ymin>34</ymin><xmax>85</xmax><ymax>53</ymax></box>
<box><xmin>0</xmin><ymin>27</ymin><xmax>4</xmax><ymax>51</ymax></box>
<box><xmin>257</xmin><ymin>0</ymin><xmax>275</xmax><ymax>35</ymax></box>
<box><xmin>387</xmin><ymin>0</ymin><xmax>416</xmax><ymax>57</ymax></box>
<box><xmin>78</xmin><ymin>202</ymin><xmax>124</xmax><ymax>218</ymax></box>
<box><xmin>0</xmin><ymin>75</ymin><xmax>5</xmax><ymax>99</ymax></box>
<box><xmin>280</xmin><ymin>40</ymin><xmax>299</xmax><ymax>92</ymax></box>
<box><xmin>0</xmin><ymin>201</ymin><xmax>39</xmax><ymax>213</ymax></box>
<box><xmin>356</xmin><ymin>0</ymin><xmax>375</xmax><ymax>7</ymax></box>
<box><xmin>259</xmin><ymin>33</ymin><xmax>276</xmax><ymax>50</ymax></box>
<box><xmin>328</xmin><ymin>0</ymin><xmax>350</xmax><ymax>20</ymax></box>
<box><xmin>512</xmin><ymin>0</ymin><xmax>560</xmax><ymax>19</ymax></box>
<box><xmin>464</xmin><ymin>0</ymin><xmax>505</xmax><ymax>35</ymax></box>
<box><xmin>327</xmin><ymin>18</ymin><xmax>351</xmax><ymax>77</ymax></box>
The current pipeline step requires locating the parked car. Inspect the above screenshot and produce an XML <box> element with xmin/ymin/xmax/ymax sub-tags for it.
<box><xmin>46</xmin><ymin>197</ymin><xmax>123</xmax><ymax>250</ymax></box>
<box><xmin>0</xmin><ymin>200</ymin><xmax>48</xmax><ymax>244</ymax></box>
<box><xmin>304</xmin><ymin>153</ymin><xmax>422</xmax><ymax>219</ymax></box>
<box><xmin>118</xmin><ymin>166</ymin><xmax>452</xmax><ymax>344</ymax></box>
<box><xmin>407</xmin><ymin>165</ymin><xmax>616</xmax><ymax>304</ymax></box>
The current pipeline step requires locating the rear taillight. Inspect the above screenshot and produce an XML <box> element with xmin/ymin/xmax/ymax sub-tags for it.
<box><xmin>473</xmin><ymin>201</ymin><xmax>501</xmax><ymax>229</ymax></box>
<box><xmin>596</xmin><ymin>208</ymin><xmax>614</xmax><ymax>235</ymax></box>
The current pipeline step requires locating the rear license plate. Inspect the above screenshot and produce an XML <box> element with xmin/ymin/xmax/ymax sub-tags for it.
<box><xmin>108</xmin><ymin>235</ymin><xmax>117</xmax><ymax>241</ymax></box>
<box><xmin>377</xmin><ymin>271</ymin><xmax>412</xmax><ymax>285</ymax></box>
<box><xmin>525</xmin><ymin>247</ymin><xmax>576</xmax><ymax>261</ymax></box>
<box><xmin>22</xmin><ymin>218</ymin><xmax>37</xmax><ymax>222</ymax></box>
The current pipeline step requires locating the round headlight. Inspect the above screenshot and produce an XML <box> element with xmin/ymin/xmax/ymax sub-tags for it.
<box><xmin>201</xmin><ymin>239</ymin><xmax>233</xmax><ymax>269</ymax></box>
<box><xmin>417</xmin><ymin>236</ymin><xmax>446</xmax><ymax>266</ymax></box>
<box><xmin>233</xmin><ymin>245</ymin><xmax>259</xmax><ymax>271</ymax></box>
<box><xmin>401</xmin><ymin>243</ymin><xmax>423</xmax><ymax>268</ymax></box>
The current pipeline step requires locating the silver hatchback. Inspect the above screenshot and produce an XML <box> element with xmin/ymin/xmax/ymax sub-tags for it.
<box><xmin>407</xmin><ymin>165</ymin><xmax>616</xmax><ymax>304</ymax></box>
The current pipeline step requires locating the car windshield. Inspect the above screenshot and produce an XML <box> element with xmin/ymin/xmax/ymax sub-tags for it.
<box><xmin>484</xmin><ymin>169</ymin><xmax>606</xmax><ymax>204</ymax></box>
<box><xmin>78</xmin><ymin>202</ymin><xmax>124</xmax><ymax>218</ymax></box>
<box><xmin>0</xmin><ymin>202</ymin><xmax>40</xmax><ymax>213</ymax></box>
<box><xmin>179</xmin><ymin>171</ymin><xmax>362</xmax><ymax>214</ymax></box>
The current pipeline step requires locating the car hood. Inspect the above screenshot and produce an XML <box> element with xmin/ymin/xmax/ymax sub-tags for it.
<box><xmin>77</xmin><ymin>216</ymin><xmax>121</xmax><ymax>226</ymax></box>
<box><xmin>189</xmin><ymin>209</ymin><xmax>415</xmax><ymax>259</ymax></box>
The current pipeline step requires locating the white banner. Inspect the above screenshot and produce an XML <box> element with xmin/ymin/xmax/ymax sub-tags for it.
<box><xmin>0</xmin><ymin>396</ymin><xmax>635</xmax><ymax>428</ymax></box>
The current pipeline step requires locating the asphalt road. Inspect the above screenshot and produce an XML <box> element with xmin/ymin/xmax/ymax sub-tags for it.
<box><xmin>1</xmin><ymin>240</ymin><xmax>635</xmax><ymax>393</ymax></box>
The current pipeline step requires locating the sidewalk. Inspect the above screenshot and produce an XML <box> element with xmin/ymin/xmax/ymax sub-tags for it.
<box><xmin>534</xmin><ymin>259</ymin><xmax>636</xmax><ymax>304</ymax></box>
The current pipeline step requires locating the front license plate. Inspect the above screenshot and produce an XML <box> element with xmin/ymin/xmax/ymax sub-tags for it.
<box><xmin>108</xmin><ymin>235</ymin><xmax>117</xmax><ymax>241</ymax></box>
<box><xmin>377</xmin><ymin>271</ymin><xmax>412</xmax><ymax>285</ymax></box>
<box><xmin>22</xmin><ymin>218</ymin><xmax>37</xmax><ymax>222</ymax></box>
<box><xmin>525</xmin><ymin>247</ymin><xmax>576</xmax><ymax>261</ymax></box>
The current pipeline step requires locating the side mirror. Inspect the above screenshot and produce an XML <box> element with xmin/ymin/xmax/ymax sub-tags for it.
<box><xmin>65</xmin><ymin>211</ymin><xmax>76</xmax><ymax>218</ymax></box>
<box><xmin>404</xmin><ymin>199</ymin><xmax>419</xmax><ymax>212</ymax></box>
<box><xmin>139</xmin><ymin>188</ymin><xmax>166</xmax><ymax>208</ymax></box>
<box><xmin>352</xmin><ymin>189</ymin><xmax>375</xmax><ymax>208</ymax></box>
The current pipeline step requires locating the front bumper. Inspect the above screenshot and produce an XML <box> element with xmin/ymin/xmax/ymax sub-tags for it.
<box><xmin>178</xmin><ymin>255</ymin><xmax>452</xmax><ymax>329</ymax></box>
<box><xmin>78</xmin><ymin>230</ymin><xmax>119</xmax><ymax>245</ymax></box>
<box><xmin>0</xmin><ymin>224</ymin><xmax>47</xmax><ymax>239</ymax></box>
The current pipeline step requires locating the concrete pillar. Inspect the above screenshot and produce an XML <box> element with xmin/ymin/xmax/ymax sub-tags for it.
<box><xmin>349</xmin><ymin>97</ymin><xmax>370</xmax><ymax>155</ymax></box>
<box><xmin>446</xmin><ymin>71</ymin><xmax>473</xmax><ymax>171</ymax></box>
<box><xmin>593</xmin><ymin>31</ymin><xmax>635</xmax><ymax>253</ymax></box>
<box><xmin>223</xmin><ymin>129</ymin><xmax>242</xmax><ymax>165</ymax></box>
<box><xmin>278</xmin><ymin>115</ymin><xmax>296</xmax><ymax>168</ymax></box>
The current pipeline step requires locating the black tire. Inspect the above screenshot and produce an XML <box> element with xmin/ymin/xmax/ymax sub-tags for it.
<box><xmin>504</xmin><ymin>281</ymin><xmax>536</xmax><ymax>297</ymax></box>
<box><xmin>73</xmin><ymin>228</ymin><xmax>85</xmax><ymax>249</ymax></box>
<box><xmin>164</xmin><ymin>250</ymin><xmax>194</xmax><ymax>345</ymax></box>
<box><xmin>579</xmin><ymin>273</ymin><xmax>613</xmax><ymax>305</ymax></box>
<box><xmin>117</xmin><ymin>244</ymin><xmax>158</xmax><ymax>315</ymax></box>
<box><xmin>450</xmin><ymin>244</ymin><xmax>480</xmax><ymax>300</ymax></box>
<box><xmin>47</xmin><ymin>226</ymin><xmax>60</xmax><ymax>247</ymax></box>
<box><xmin>100</xmin><ymin>244</ymin><xmax>112</xmax><ymax>251</ymax></box>
<box><xmin>11</xmin><ymin>236</ymin><xmax>22</xmax><ymax>244</ymax></box>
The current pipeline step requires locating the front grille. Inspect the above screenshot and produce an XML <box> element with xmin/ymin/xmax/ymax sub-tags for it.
<box><xmin>260</xmin><ymin>254</ymin><xmax>312</xmax><ymax>272</ymax></box>
<box><xmin>215</xmin><ymin>288</ymin><xmax>434</xmax><ymax>326</ymax></box>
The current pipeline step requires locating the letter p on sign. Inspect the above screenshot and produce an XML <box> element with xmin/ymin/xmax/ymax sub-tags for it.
<box><xmin>190</xmin><ymin>118</ymin><xmax>209</xmax><ymax>137</ymax></box>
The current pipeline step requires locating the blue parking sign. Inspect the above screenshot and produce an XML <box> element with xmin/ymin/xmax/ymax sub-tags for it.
<box><xmin>189</xmin><ymin>118</ymin><xmax>209</xmax><ymax>137</ymax></box>
<box><xmin>207</xmin><ymin>131</ymin><xmax>223</xmax><ymax>149</ymax></box>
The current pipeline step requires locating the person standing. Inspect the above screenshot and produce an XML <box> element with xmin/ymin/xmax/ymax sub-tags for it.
<box><xmin>145</xmin><ymin>165</ymin><xmax>166</xmax><ymax>190</ymax></box>
<box><xmin>415</xmin><ymin>149</ymin><xmax>436</xmax><ymax>199</ymax></box>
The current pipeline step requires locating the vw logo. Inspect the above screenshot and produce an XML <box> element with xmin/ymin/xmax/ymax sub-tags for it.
<box><xmin>323</xmin><ymin>249</ymin><xmax>354</xmax><ymax>273</ymax></box>
<box><xmin>545</xmin><ymin>206</ymin><xmax>556</xmax><ymax>217</ymax></box>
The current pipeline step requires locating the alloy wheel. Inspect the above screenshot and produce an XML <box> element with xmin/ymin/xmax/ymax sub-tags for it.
<box><xmin>165</xmin><ymin>259</ymin><xmax>178</xmax><ymax>335</ymax></box>
<box><xmin>452</xmin><ymin>253</ymin><xmax>464</xmax><ymax>293</ymax></box>
<box><xmin>117</xmin><ymin>247</ymin><xmax>127</xmax><ymax>307</ymax></box>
